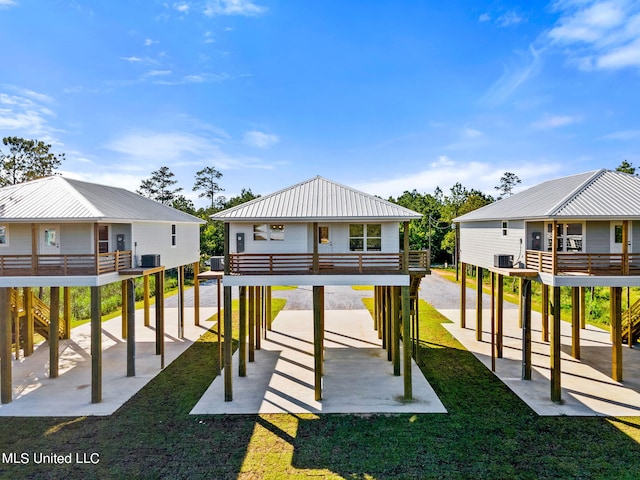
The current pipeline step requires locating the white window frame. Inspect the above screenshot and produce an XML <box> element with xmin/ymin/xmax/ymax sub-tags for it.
<box><xmin>545</xmin><ymin>221</ymin><xmax>585</xmax><ymax>253</ymax></box>
<box><xmin>349</xmin><ymin>224</ymin><xmax>382</xmax><ymax>252</ymax></box>
<box><xmin>0</xmin><ymin>225</ymin><xmax>8</xmax><ymax>246</ymax></box>
<box><xmin>171</xmin><ymin>224</ymin><xmax>177</xmax><ymax>247</ymax></box>
<box><xmin>253</xmin><ymin>224</ymin><xmax>285</xmax><ymax>242</ymax></box>
<box><xmin>502</xmin><ymin>221</ymin><xmax>508</xmax><ymax>237</ymax></box>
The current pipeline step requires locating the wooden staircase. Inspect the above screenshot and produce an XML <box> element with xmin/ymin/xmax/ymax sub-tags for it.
<box><xmin>10</xmin><ymin>288</ymin><xmax>65</xmax><ymax>342</ymax></box>
<box><xmin>622</xmin><ymin>297</ymin><xmax>640</xmax><ymax>344</ymax></box>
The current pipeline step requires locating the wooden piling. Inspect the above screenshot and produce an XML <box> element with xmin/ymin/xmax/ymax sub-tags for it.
<box><xmin>23</xmin><ymin>287</ymin><xmax>34</xmax><ymax>357</ymax></box>
<box><xmin>496</xmin><ymin>274</ymin><xmax>503</xmax><ymax>358</ymax></box>
<box><xmin>402</xmin><ymin>285</ymin><xmax>412</xmax><ymax>400</ymax></box>
<box><xmin>91</xmin><ymin>286</ymin><xmax>102</xmax><ymax>403</ymax></box>
<box><xmin>460</xmin><ymin>262</ymin><xmax>467</xmax><ymax>328</ymax></box>
<box><xmin>239</xmin><ymin>286</ymin><xmax>247</xmax><ymax>377</ymax></box>
<box><xmin>313</xmin><ymin>285</ymin><xmax>323</xmax><ymax>401</ymax></box>
<box><xmin>1</xmin><ymin>288</ymin><xmax>12</xmax><ymax>404</ymax></box>
<box><xmin>143</xmin><ymin>274</ymin><xmax>150</xmax><ymax>327</ymax></box>
<box><xmin>476</xmin><ymin>266</ymin><xmax>483</xmax><ymax>342</ymax></box>
<box><xmin>248</xmin><ymin>286</ymin><xmax>255</xmax><ymax>362</ymax></box>
<box><xmin>551</xmin><ymin>286</ymin><xmax>562</xmax><ymax>403</ymax></box>
<box><xmin>63</xmin><ymin>287</ymin><xmax>71</xmax><ymax>339</ymax></box>
<box><xmin>223</xmin><ymin>286</ymin><xmax>233</xmax><ymax>401</ymax></box>
<box><xmin>193</xmin><ymin>261</ymin><xmax>200</xmax><ymax>326</ymax></box>
<box><xmin>611</xmin><ymin>286</ymin><xmax>622</xmax><ymax>382</ymax></box>
<box><xmin>521</xmin><ymin>279</ymin><xmax>532</xmax><ymax>380</ymax></box>
<box><xmin>49</xmin><ymin>286</ymin><xmax>60</xmax><ymax>379</ymax></box>
<box><xmin>571</xmin><ymin>287</ymin><xmax>580</xmax><ymax>359</ymax></box>
<box><xmin>126</xmin><ymin>278</ymin><xmax>136</xmax><ymax>377</ymax></box>
<box><xmin>542</xmin><ymin>284</ymin><xmax>549</xmax><ymax>342</ymax></box>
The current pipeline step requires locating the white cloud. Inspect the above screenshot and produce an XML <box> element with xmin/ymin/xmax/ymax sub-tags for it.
<box><xmin>463</xmin><ymin>127</ymin><xmax>483</xmax><ymax>139</ymax></box>
<box><xmin>144</xmin><ymin>38</ymin><xmax>158</xmax><ymax>46</ymax></box>
<box><xmin>0</xmin><ymin>0</ymin><xmax>17</xmax><ymax>7</ymax></box>
<box><xmin>121</xmin><ymin>56</ymin><xmax>142</xmax><ymax>63</ymax></box>
<box><xmin>497</xmin><ymin>10</ymin><xmax>524</xmax><ymax>27</ymax></box>
<box><xmin>204</xmin><ymin>0</ymin><xmax>267</xmax><ymax>17</ymax></box>
<box><xmin>547</xmin><ymin>0</ymin><xmax>640</xmax><ymax>70</ymax></box>
<box><xmin>146</xmin><ymin>69</ymin><xmax>172</xmax><ymax>76</ymax></box>
<box><xmin>173</xmin><ymin>2</ymin><xmax>190</xmax><ymax>13</ymax></box>
<box><xmin>600</xmin><ymin>129</ymin><xmax>640</xmax><ymax>140</ymax></box>
<box><xmin>480</xmin><ymin>46</ymin><xmax>541</xmax><ymax>106</ymax></box>
<box><xmin>0</xmin><ymin>89</ymin><xmax>58</xmax><ymax>137</ymax></box>
<box><xmin>479</xmin><ymin>13</ymin><xmax>491</xmax><ymax>22</ymax></box>
<box><xmin>243</xmin><ymin>130</ymin><xmax>280</xmax><ymax>148</ymax></box>
<box><xmin>532</xmin><ymin>114</ymin><xmax>581</xmax><ymax>129</ymax></box>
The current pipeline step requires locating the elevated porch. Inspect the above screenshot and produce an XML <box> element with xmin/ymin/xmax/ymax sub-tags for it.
<box><xmin>525</xmin><ymin>250</ymin><xmax>640</xmax><ymax>276</ymax></box>
<box><xmin>0</xmin><ymin>251</ymin><xmax>133</xmax><ymax>276</ymax></box>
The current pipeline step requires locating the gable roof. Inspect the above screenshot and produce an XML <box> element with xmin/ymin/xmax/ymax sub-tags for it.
<box><xmin>455</xmin><ymin>169</ymin><xmax>640</xmax><ymax>222</ymax></box>
<box><xmin>211</xmin><ymin>176</ymin><xmax>423</xmax><ymax>222</ymax></box>
<box><xmin>0</xmin><ymin>176</ymin><xmax>204</xmax><ymax>223</ymax></box>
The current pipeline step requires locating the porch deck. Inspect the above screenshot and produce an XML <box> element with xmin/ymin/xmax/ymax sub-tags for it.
<box><xmin>525</xmin><ymin>250</ymin><xmax>640</xmax><ymax>276</ymax></box>
<box><xmin>0</xmin><ymin>251</ymin><xmax>132</xmax><ymax>276</ymax></box>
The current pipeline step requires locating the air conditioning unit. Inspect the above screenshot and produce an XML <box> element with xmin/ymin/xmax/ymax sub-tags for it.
<box><xmin>210</xmin><ymin>256</ymin><xmax>224</xmax><ymax>271</ymax></box>
<box><xmin>494</xmin><ymin>254</ymin><xmax>513</xmax><ymax>268</ymax></box>
<box><xmin>141</xmin><ymin>254</ymin><xmax>161</xmax><ymax>267</ymax></box>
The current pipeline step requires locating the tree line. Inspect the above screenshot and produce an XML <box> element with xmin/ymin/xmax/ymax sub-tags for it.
<box><xmin>3</xmin><ymin>135</ymin><xmax>637</xmax><ymax>264</ymax></box>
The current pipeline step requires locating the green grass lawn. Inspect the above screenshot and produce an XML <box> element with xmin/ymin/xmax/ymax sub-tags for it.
<box><xmin>2</xmin><ymin>296</ymin><xmax>640</xmax><ymax>478</ymax></box>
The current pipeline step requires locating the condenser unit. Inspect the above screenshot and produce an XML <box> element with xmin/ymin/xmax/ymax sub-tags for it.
<box><xmin>494</xmin><ymin>254</ymin><xmax>513</xmax><ymax>268</ymax></box>
<box><xmin>141</xmin><ymin>254</ymin><xmax>161</xmax><ymax>267</ymax></box>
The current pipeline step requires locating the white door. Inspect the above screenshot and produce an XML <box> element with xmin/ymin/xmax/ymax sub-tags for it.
<box><xmin>610</xmin><ymin>221</ymin><xmax>632</xmax><ymax>254</ymax></box>
<box><xmin>318</xmin><ymin>225</ymin><xmax>333</xmax><ymax>253</ymax></box>
<box><xmin>40</xmin><ymin>224</ymin><xmax>60</xmax><ymax>254</ymax></box>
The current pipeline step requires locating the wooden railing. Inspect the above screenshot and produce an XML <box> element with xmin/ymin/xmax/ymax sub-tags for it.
<box><xmin>0</xmin><ymin>251</ymin><xmax>132</xmax><ymax>276</ymax></box>
<box><xmin>525</xmin><ymin>250</ymin><xmax>640</xmax><ymax>276</ymax></box>
<box><xmin>229</xmin><ymin>251</ymin><xmax>430</xmax><ymax>275</ymax></box>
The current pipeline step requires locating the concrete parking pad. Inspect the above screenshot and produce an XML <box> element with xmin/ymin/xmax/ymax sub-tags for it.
<box><xmin>0</xmin><ymin>307</ymin><xmax>216</xmax><ymax>417</ymax></box>
<box><xmin>191</xmin><ymin>310</ymin><xmax>447</xmax><ymax>415</ymax></box>
<box><xmin>438</xmin><ymin>307</ymin><xmax>640</xmax><ymax>416</ymax></box>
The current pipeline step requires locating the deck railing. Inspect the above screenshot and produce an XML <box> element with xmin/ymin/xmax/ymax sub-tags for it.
<box><xmin>0</xmin><ymin>251</ymin><xmax>132</xmax><ymax>276</ymax></box>
<box><xmin>228</xmin><ymin>251</ymin><xmax>430</xmax><ymax>275</ymax></box>
<box><xmin>525</xmin><ymin>250</ymin><xmax>640</xmax><ymax>276</ymax></box>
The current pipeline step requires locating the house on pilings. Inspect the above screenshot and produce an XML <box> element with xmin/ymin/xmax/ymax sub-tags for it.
<box><xmin>455</xmin><ymin>168</ymin><xmax>640</xmax><ymax>403</ymax></box>
<box><xmin>211</xmin><ymin>176</ymin><xmax>430</xmax><ymax>402</ymax></box>
<box><xmin>0</xmin><ymin>176</ymin><xmax>204</xmax><ymax>405</ymax></box>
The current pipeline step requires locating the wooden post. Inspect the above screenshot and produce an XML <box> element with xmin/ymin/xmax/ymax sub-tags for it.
<box><xmin>143</xmin><ymin>274</ymin><xmax>150</xmax><ymax>327</ymax></box>
<box><xmin>12</xmin><ymin>291</ymin><xmax>19</xmax><ymax>360</ymax></box>
<box><xmin>320</xmin><ymin>286</ymin><xmax>325</xmax><ymax>375</ymax></box>
<box><xmin>127</xmin><ymin>278</ymin><xmax>136</xmax><ymax>377</ymax></box>
<box><xmin>518</xmin><ymin>278</ymin><xmax>523</xmax><ymax>329</ymax></box>
<box><xmin>194</xmin><ymin>261</ymin><xmax>200</xmax><ymax>326</ymax></box>
<box><xmin>313</xmin><ymin>285</ymin><xmax>323</xmax><ymax>401</ymax></box>
<box><xmin>313</xmin><ymin>222</ymin><xmax>319</xmax><ymax>273</ymax></box>
<box><xmin>374</xmin><ymin>286</ymin><xmax>379</xmax><ymax>332</ymax></box>
<box><xmin>49</xmin><ymin>286</ymin><xmax>60</xmax><ymax>379</ymax></box>
<box><xmin>571</xmin><ymin>287</ymin><xmax>580</xmax><ymax>359</ymax></box>
<box><xmin>393</xmin><ymin>287</ymin><xmax>400</xmax><ymax>376</ymax></box>
<box><xmin>217</xmin><ymin>276</ymin><xmax>222</xmax><ymax>368</ymax></box>
<box><xmin>23</xmin><ymin>287</ymin><xmax>34</xmax><ymax>357</ymax></box>
<box><xmin>580</xmin><ymin>286</ymin><xmax>586</xmax><ymax>330</ymax></box>
<box><xmin>623</xmin><ymin>220</ymin><xmax>629</xmax><ymax>276</ymax></box>
<box><xmin>490</xmin><ymin>272</ymin><xmax>495</xmax><ymax>371</ymax></box>
<box><xmin>91</xmin><ymin>286</ymin><xmax>102</xmax><ymax>403</ymax></box>
<box><xmin>248</xmin><ymin>286</ymin><xmax>255</xmax><ymax>362</ymax></box>
<box><xmin>551</xmin><ymin>286</ymin><xmax>562</xmax><ymax>403</ymax></box>
<box><xmin>63</xmin><ymin>287</ymin><xmax>71</xmax><ymax>339</ymax></box>
<box><xmin>239</xmin><ymin>286</ymin><xmax>247</xmax><ymax>377</ymax></box>
<box><xmin>476</xmin><ymin>266</ymin><xmax>483</xmax><ymax>342</ymax></box>
<box><xmin>496</xmin><ymin>274</ymin><xmax>504</xmax><ymax>358</ymax></box>
<box><xmin>266</xmin><ymin>286</ymin><xmax>272</xmax><ymax>331</ymax></box>
<box><xmin>223</xmin><ymin>285</ymin><xmax>233</xmax><ymax>402</ymax></box>
<box><xmin>402</xmin><ymin>285</ymin><xmax>412</xmax><ymax>400</ymax></box>
<box><xmin>521</xmin><ymin>279</ymin><xmax>532</xmax><ymax>380</ymax></box>
<box><xmin>255</xmin><ymin>286</ymin><xmax>261</xmax><ymax>350</ymax></box>
<box><xmin>223</xmin><ymin>223</ymin><xmax>230</xmax><ymax>275</ymax></box>
<box><xmin>542</xmin><ymin>284</ymin><xmax>549</xmax><ymax>342</ymax></box>
<box><xmin>121</xmin><ymin>280</ymin><xmax>128</xmax><ymax>339</ymax></box>
<box><xmin>0</xmin><ymin>288</ymin><xmax>12</xmax><ymax>404</ymax></box>
<box><xmin>460</xmin><ymin>262</ymin><xmax>467</xmax><ymax>328</ymax></box>
<box><xmin>611</xmin><ymin>286</ymin><xmax>623</xmax><ymax>382</ymax></box>
<box><xmin>178</xmin><ymin>265</ymin><xmax>185</xmax><ymax>339</ymax></box>
<box><xmin>155</xmin><ymin>271</ymin><xmax>165</xmax><ymax>369</ymax></box>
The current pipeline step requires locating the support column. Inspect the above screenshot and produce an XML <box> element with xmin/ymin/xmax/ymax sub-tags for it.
<box><xmin>217</xmin><ymin>276</ymin><xmax>222</xmax><ymax>369</ymax></box>
<box><xmin>542</xmin><ymin>284</ymin><xmax>549</xmax><ymax>342</ymax></box>
<box><xmin>571</xmin><ymin>287</ymin><xmax>580</xmax><ymax>359</ymax></box>
<box><xmin>255</xmin><ymin>286</ymin><xmax>261</xmax><ymax>350</ymax></box>
<box><xmin>521</xmin><ymin>279</ymin><xmax>532</xmax><ymax>380</ymax></box>
<box><xmin>496</xmin><ymin>274</ymin><xmax>504</xmax><ymax>358</ymax></box>
<box><xmin>248</xmin><ymin>286</ymin><xmax>255</xmax><ymax>362</ymax></box>
<box><xmin>223</xmin><ymin>286</ymin><xmax>233</xmax><ymax>402</ymax></box>
<box><xmin>518</xmin><ymin>278</ymin><xmax>524</xmax><ymax>328</ymax></box>
<box><xmin>611</xmin><ymin>286</ymin><xmax>623</xmax><ymax>382</ymax></box>
<box><xmin>143</xmin><ymin>274</ymin><xmax>150</xmax><ymax>327</ymax></box>
<box><xmin>551</xmin><ymin>286</ymin><xmax>562</xmax><ymax>403</ymax></box>
<box><xmin>178</xmin><ymin>265</ymin><xmax>185</xmax><ymax>339</ymax></box>
<box><xmin>49</xmin><ymin>286</ymin><xmax>60</xmax><ymax>379</ymax></box>
<box><xmin>266</xmin><ymin>286</ymin><xmax>272</xmax><ymax>331</ymax></box>
<box><xmin>63</xmin><ymin>287</ymin><xmax>71</xmax><ymax>339</ymax></box>
<box><xmin>313</xmin><ymin>285</ymin><xmax>324</xmax><ymax>401</ymax></box>
<box><xmin>580</xmin><ymin>287</ymin><xmax>586</xmax><ymax>330</ymax></box>
<box><xmin>91</xmin><ymin>286</ymin><xmax>102</xmax><ymax>403</ymax></box>
<box><xmin>126</xmin><ymin>278</ymin><xmax>136</xmax><ymax>377</ymax></box>
<box><xmin>460</xmin><ymin>262</ymin><xmax>467</xmax><ymax>328</ymax></box>
<box><xmin>155</xmin><ymin>271</ymin><xmax>165</xmax><ymax>369</ymax></box>
<box><xmin>12</xmin><ymin>293</ymin><xmax>19</xmax><ymax>360</ymax></box>
<box><xmin>239</xmin><ymin>286</ymin><xmax>247</xmax><ymax>377</ymax></box>
<box><xmin>1</xmin><ymin>288</ymin><xmax>12</xmax><ymax>404</ymax></box>
<box><xmin>121</xmin><ymin>280</ymin><xmax>128</xmax><ymax>339</ymax></box>
<box><xmin>194</xmin><ymin>261</ymin><xmax>200</xmax><ymax>326</ymax></box>
<box><xmin>23</xmin><ymin>287</ymin><xmax>34</xmax><ymax>357</ymax></box>
<box><xmin>476</xmin><ymin>266</ymin><xmax>483</xmax><ymax>342</ymax></box>
<box><xmin>491</xmin><ymin>272</ymin><xmax>496</xmax><ymax>371</ymax></box>
<box><xmin>393</xmin><ymin>287</ymin><xmax>400</xmax><ymax>376</ymax></box>
<box><xmin>402</xmin><ymin>285</ymin><xmax>412</xmax><ymax>400</ymax></box>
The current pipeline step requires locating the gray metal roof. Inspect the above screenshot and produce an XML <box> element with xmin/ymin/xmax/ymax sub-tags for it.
<box><xmin>455</xmin><ymin>169</ymin><xmax>640</xmax><ymax>222</ymax></box>
<box><xmin>0</xmin><ymin>176</ymin><xmax>204</xmax><ymax>223</ymax></box>
<box><xmin>211</xmin><ymin>176</ymin><xmax>423</xmax><ymax>222</ymax></box>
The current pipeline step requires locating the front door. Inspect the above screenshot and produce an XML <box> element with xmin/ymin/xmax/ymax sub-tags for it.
<box><xmin>40</xmin><ymin>224</ymin><xmax>60</xmax><ymax>254</ymax></box>
<box><xmin>611</xmin><ymin>221</ymin><xmax>632</xmax><ymax>254</ymax></box>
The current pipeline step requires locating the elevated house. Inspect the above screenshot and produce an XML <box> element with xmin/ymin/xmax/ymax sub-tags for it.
<box><xmin>211</xmin><ymin>176</ymin><xmax>430</xmax><ymax>402</ymax></box>
<box><xmin>455</xmin><ymin>169</ymin><xmax>640</xmax><ymax>402</ymax></box>
<box><xmin>0</xmin><ymin>176</ymin><xmax>204</xmax><ymax>405</ymax></box>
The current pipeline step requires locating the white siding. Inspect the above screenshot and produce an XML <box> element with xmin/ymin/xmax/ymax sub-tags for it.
<box><xmin>132</xmin><ymin>222</ymin><xmax>200</xmax><ymax>268</ymax></box>
<box><xmin>585</xmin><ymin>221</ymin><xmax>610</xmax><ymax>253</ymax></box>
<box><xmin>459</xmin><ymin>220</ymin><xmax>526</xmax><ymax>269</ymax></box>
<box><xmin>0</xmin><ymin>223</ymin><xmax>32</xmax><ymax>254</ymax></box>
<box><xmin>60</xmin><ymin>224</ymin><xmax>92</xmax><ymax>254</ymax></box>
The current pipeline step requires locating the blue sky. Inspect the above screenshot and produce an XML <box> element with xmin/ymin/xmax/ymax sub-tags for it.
<box><xmin>1</xmin><ymin>0</ymin><xmax>639</xmax><ymax>207</ymax></box>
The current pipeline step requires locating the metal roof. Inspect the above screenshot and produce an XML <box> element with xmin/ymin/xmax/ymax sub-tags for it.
<box><xmin>0</xmin><ymin>176</ymin><xmax>204</xmax><ymax>223</ymax></box>
<box><xmin>455</xmin><ymin>169</ymin><xmax>640</xmax><ymax>222</ymax></box>
<box><xmin>211</xmin><ymin>176</ymin><xmax>423</xmax><ymax>222</ymax></box>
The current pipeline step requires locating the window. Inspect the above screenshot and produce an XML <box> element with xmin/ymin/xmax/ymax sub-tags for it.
<box><xmin>171</xmin><ymin>224</ymin><xmax>177</xmax><ymax>247</ymax></box>
<box><xmin>502</xmin><ymin>221</ymin><xmax>508</xmax><ymax>236</ymax></box>
<box><xmin>0</xmin><ymin>225</ymin><xmax>7</xmax><ymax>246</ymax></box>
<box><xmin>98</xmin><ymin>225</ymin><xmax>109</xmax><ymax>254</ymax></box>
<box><xmin>349</xmin><ymin>224</ymin><xmax>382</xmax><ymax>252</ymax></box>
<box><xmin>318</xmin><ymin>226</ymin><xmax>330</xmax><ymax>244</ymax></box>
<box><xmin>253</xmin><ymin>224</ymin><xmax>285</xmax><ymax>241</ymax></box>
<box><xmin>546</xmin><ymin>222</ymin><xmax>583</xmax><ymax>252</ymax></box>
